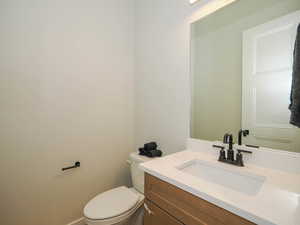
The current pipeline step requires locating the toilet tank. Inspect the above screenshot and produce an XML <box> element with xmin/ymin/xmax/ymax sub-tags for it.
<box><xmin>128</xmin><ymin>152</ymin><xmax>152</xmax><ymax>194</ymax></box>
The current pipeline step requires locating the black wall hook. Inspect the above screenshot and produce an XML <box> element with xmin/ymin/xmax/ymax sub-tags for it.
<box><xmin>62</xmin><ymin>161</ymin><xmax>80</xmax><ymax>171</ymax></box>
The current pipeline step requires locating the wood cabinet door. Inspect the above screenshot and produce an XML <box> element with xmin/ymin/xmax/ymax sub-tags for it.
<box><xmin>144</xmin><ymin>200</ymin><xmax>183</xmax><ymax>225</ymax></box>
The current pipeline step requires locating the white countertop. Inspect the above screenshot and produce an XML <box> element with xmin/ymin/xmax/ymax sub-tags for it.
<box><xmin>140</xmin><ymin>140</ymin><xmax>300</xmax><ymax>225</ymax></box>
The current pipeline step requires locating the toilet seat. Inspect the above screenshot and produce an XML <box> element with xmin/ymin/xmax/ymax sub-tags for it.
<box><xmin>84</xmin><ymin>187</ymin><xmax>144</xmax><ymax>225</ymax></box>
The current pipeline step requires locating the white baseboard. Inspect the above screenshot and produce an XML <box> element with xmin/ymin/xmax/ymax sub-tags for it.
<box><xmin>66</xmin><ymin>217</ymin><xmax>85</xmax><ymax>225</ymax></box>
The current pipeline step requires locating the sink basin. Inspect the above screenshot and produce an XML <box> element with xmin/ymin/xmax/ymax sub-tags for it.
<box><xmin>177</xmin><ymin>159</ymin><xmax>266</xmax><ymax>195</ymax></box>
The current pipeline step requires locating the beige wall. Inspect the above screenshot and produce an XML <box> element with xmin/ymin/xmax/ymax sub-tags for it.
<box><xmin>133</xmin><ymin>0</ymin><xmax>232</xmax><ymax>155</ymax></box>
<box><xmin>134</xmin><ymin>0</ymin><xmax>192</xmax><ymax>155</ymax></box>
<box><xmin>191</xmin><ymin>0</ymin><xmax>300</xmax><ymax>143</ymax></box>
<box><xmin>0</xmin><ymin>1</ymin><xmax>135</xmax><ymax>225</ymax></box>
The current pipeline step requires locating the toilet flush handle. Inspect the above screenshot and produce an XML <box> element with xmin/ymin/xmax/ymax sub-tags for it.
<box><xmin>144</xmin><ymin>203</ymin><xmax>154</xmax><ymax>216</ymax></box>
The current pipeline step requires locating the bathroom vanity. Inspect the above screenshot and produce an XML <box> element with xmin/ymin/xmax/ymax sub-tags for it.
<box><xmin>144</xmin><ymin>173</ymin><xmax>254</xmax><ymax>225</ymax></box>
<box><xmin>141</xmin><ymin>139</ymin><xmax>300</xmax><ymax>225</ymax></box>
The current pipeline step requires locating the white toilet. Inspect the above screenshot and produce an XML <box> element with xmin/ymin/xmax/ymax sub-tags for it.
<box><xmin>84</xmin><ymin>152</ymin><xmax>152</xmax><ymax>225</ymax></box>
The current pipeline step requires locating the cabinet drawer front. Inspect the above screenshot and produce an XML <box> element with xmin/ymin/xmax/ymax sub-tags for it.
<box><xmin>144</xmin><ymin>199</ymin><xmax>183</xmax><ymax>225</ymax></box>
<box><xmin>145</xmin><ymin>173</ymin><xmax>256</xmax><ymax>225</ymax></box>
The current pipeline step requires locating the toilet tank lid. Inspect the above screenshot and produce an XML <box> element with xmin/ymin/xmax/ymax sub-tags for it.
<box><xmin>129</xmin><ymin>152</ymin><xmax>153</xmax><ymax>163</ymax></box>
<box><xmin>84</xmin><ymin>186</ymin><xmax>140</xmax><ymax>220</ymax></box>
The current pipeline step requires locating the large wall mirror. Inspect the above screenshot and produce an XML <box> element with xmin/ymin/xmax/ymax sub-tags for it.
<box><xmin>190</xmin><ymin>0</ymin><xmax>300</xmax><ymax>152</ymax></box>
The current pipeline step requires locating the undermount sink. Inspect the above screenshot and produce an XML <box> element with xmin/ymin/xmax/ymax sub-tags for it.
<box><xmin>177</xmin><ymin>159</ymin><xmax>266</xmax><ymax>195</ymax></box>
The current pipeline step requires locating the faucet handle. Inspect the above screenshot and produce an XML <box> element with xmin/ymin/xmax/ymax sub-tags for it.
<box><xmin>212</xmin><ymin>144</ymin><xmax>225</xmax><ymax>150</ymax></box>
<box><xmin>235</xmin><ymin>151</ymin><xmax>244</xmax><ymax>167</ymax></box>
<box><xmin>237</xmin><ymin>149</ymin><xmax>252</xmax><ymax>154</ymax></box>
<box><xmin>213</xmin><ymin>145</ymin><xmax>226</xmax><ymax>161</ymax></box>
<box><xmin>234</xmin><ymin>149</ymin><xmax>252</xmax><ymax>167</ymax></box>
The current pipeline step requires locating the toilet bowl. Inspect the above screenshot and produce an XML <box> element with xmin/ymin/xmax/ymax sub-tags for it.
<box><xmin>84</xmin><ymin>153</ymin><xmax>152</xmax><ymax>225</ymax></box>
